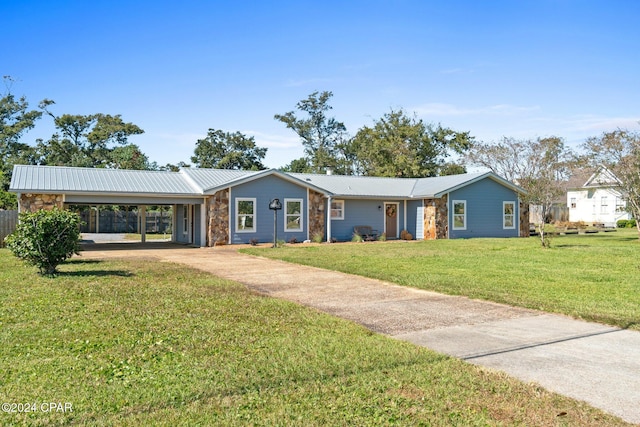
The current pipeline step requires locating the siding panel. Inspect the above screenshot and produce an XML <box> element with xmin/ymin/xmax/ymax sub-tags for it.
<box><xmin>449</xmin><ymin>178</ymin><xmax>520</xmax><ymax>238</ymax></box>
<box><xmin>230</xmin><ymin>175</ymin><xmax>309</xmax><ymax>244</ymax></box>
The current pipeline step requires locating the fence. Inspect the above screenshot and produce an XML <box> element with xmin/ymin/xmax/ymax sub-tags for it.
<box><xmin>0</xmin><ymin>210</ymin><xmax>18</xmax><ymax>247</ymax></box>
<box><xmin>77</xmin><ymin>210</ymin><xmax>172</xmax><ymax>234</ymax></box>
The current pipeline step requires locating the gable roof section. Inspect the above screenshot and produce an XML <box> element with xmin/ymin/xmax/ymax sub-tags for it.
<box><xmin>289</xmin><ymin>173</ymin><xmax>417</xmax><ymax>198</ymax></box>
<box><xmin>411</xmin><ymin>172</ymin><xmax>525</xmax><ymax>198</ymax></box>
<box><xmin>583</xmin><ymin>165</ymin><xmax>620</xmax><ymax>188</ymax></box>
<box><xmin>10</xmin><ymin>165</ymin><xmax>200</xmax><ymax>195</ymax></box>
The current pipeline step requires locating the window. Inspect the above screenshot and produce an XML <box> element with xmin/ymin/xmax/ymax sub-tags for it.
<box><xmin>236</xmin><ymin>198</ymin><xmax>256</xmax><ymax>232</ymax></box>
<box><xmin>600</xmin><ymin>196</ymin><xmax>608</xmax><ymax>214</ymax></box>
<box><xmin>452</xmin><ymin>200</ymin><xmax>466</xmax><ymax>230</ymax></box>
<box><xmin>285</xmin><ymin>198</ymin><xmax>303</xmax><ymax>231</ymax></box>
<box><xmin>330</xmin><ymin>200</ymin><xmax>344</xmax><ymax>220</ymax></box>
<box><xmin>570</xmin><ymin>198</ymin><xmax>576</xmax><ymax>209</ymax></box>
<box><xmin>182</xmin><ymin>205</ymin><xmax>189</xmax><ymax>235</ymax></box>
<box><xmin>503</xmin><ymin>201</ymin><xmax>516</xmax><ymax>229</ymax></box>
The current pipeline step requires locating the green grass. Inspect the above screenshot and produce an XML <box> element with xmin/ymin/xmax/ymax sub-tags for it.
<box><xmin>243</xmin><ymin>229</ymin><xmax>640</xmax><ymax>330</ymax></box>
<box><xmin>0</xmin><ymin>251</ymin><xmax>630</xmax><ymax>426</ymax></box>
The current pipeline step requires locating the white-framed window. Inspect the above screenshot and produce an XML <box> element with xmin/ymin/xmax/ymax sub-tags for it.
<box><xmin>284</xmin><ymin>198</ymin><xmax>303</xmax><ymax>231</ymax></box>
<box><xmin>452</xmin><ymin>200</ymin><xmax>466</xmax><ymax>230</ymax></box>
<box><xmin>570</xmin><ymin>197</ymin><xmax>577</xmax><ymax>209</ymax></box>
<box><xmin>236</xmin><ymin>198</ymin><xmax>256</xmax><ymax>233</ymax></box>
<box><xmin>600</xmin><ymin>196</ymin><xmax>608</xmax><ymax>214</ymax></box>
<box><xmin>182</xmin><ymin>205</ymin><xmax>189</xmax><ymax>235</ymax></box>
<box><xmin>330</xmin><ymin>200</ymin><xmax>344</xmax><ymax>220</ymax></box>
<box><xmin>503</xmin><ymin>201</ymin><xmax>516</xmax><ymax>229</ymax></box>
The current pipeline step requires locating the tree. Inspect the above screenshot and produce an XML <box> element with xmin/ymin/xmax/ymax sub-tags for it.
<box><xmin>6</xmin><ymin>208</ymin><xmax>81</xmax><ymax>275</ymax></box>
<box><xmin>275</xmin><ymin>91</ymin><xmax>351</xmax><ymax>174</ymax></box>
<box><xmin>465</xmin><ymin>136</ymin><xmax>574</xmax><ymax>247</ymax></box>
<box><xmin>583</xmin><ymin>129</ymin><xmax>640</xmax><ymax>238</ymax></box>
<box><xmin>37</xmin><ymin>110</ymin><xmax>145</xmax><ymax>168</ymax></box>
<box><xmin>191</xmin><ymin>129</ymin><xmax>267</xmax><ymax>170</ymax></box>
<box><xmin>350</xmin><ymin>109</ymin><xmax>472</xmax><ymax>178</ymax></box>
<box><xmin>279</xmin><ymin>157</ymin><xmax>312</xmax><ymax>173</ymax></box>
<box><xmin>0</xmin><ymin>77</ymin><xmax>51</xmax><ymax>208</ymax></box>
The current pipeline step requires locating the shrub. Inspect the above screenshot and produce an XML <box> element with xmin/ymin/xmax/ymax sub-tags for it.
<box><xmin>618</xmin><ymin>219</ymin><xmax>637</xmax><ymax>228</ymax></box>
<box><xmin>311</xmin><ymin>232</ymin><xmax>323</xmax><ymax>243</ymax></box>
<box><xmin>288</xmin><ymin>237</ymin><xmax>298</xmax><ymax>244</ymax></box>
<box><xmin>5</xmin><ymin>208</ymin><xmax>82</xmax><ymax>275</ymax></box>
<box><xmin>249</xmin><ymin>238</ymin><xmax>259</xmax><ymax>246</ymax></box>
<box><xmin>352</xmin><ymin>233</ymin><xmax>363</xmax><ymax>243</ymax></box>
<box><xmin>378</xmin><ymin>233</ymin><xmax>387</xmax><ymax>241</ymax></box>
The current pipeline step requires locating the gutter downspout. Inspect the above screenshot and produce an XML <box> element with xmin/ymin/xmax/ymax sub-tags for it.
<box><xmin>403</xmin><ymin>200</ymin><xmax>407</xmax><ymax>233</ymax></box>
<box><xmin>326</xmin><ymin>195</ymin><xmax>332</xmax><ymax>243</ymax></box>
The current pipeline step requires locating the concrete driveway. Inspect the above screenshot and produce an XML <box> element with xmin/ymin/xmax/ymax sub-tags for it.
<box><xmin>80</xmin><ymin>243</ymin><xmax>640</xmax><ymax>424</ymax></box>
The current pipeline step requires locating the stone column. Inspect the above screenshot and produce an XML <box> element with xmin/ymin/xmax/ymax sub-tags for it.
<box><xmin>308</xmin><ymin>190</ymin><xmax>325</xmax><ymax>241</ymax></box>
<box><xmin>207</xmin><ymin>190</ymin><xmax>230</xmax><ymax>246</ymax></box>
<box><xmin>19</xmin><ymin>194</ymin><xmax>64</xmax><ymax>213</ymax></box>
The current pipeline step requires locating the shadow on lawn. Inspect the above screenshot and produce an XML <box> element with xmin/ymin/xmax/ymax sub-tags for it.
<box><xmin>57</xmin><ymin>269</ymin><xmax>133</xmax><ymax>278</ymax></box>
<box><xmin>57</xmin><ymin>259</ymin><xmax>134</xmax><ymax>277</ymax></box>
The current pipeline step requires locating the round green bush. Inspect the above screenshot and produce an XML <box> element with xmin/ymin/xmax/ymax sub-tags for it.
<box><xmin>5</xmin><ymin>208</ymin><xmax>82</xmax><ymax>275</ymax></box>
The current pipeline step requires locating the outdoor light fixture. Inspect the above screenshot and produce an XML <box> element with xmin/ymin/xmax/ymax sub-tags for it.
<box><xmin>269</xmin><ymin>198</ymin><xmax>282</xmax><ymax>248</ymax></box>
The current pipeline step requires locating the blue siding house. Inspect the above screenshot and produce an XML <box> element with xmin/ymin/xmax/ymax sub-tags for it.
<box><xmin>10</xmin><ymin>165</ymin><xmax>528</xmax><ymax>246</ymax></box>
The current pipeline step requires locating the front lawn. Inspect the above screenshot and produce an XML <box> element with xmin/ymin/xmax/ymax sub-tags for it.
<box><xmin>243</xmin><ymin>229</ymin><xmax>640</xmax><ymax>330</ymax></box>
<box><xmin>0</xmin><ymin>251</ymin><xmax>629</xmax><ymax>425</ymax></box>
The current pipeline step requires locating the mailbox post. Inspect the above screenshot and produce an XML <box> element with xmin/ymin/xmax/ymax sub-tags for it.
<box><xmin>268</xmin><ymin>198</ymin><xmax>282</xmax><ymax>248</ymax></box>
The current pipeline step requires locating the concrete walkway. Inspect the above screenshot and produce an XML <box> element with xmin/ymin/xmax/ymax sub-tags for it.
<box><xmin>80</xmin><ymin>244</ymin><xmax>640</xmax><ymax>424</ymax></box>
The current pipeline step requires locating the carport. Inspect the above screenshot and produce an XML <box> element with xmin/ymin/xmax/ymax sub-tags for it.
<box><xmin>9</xmin><ymin>165</ymin><xmax>208</xmax><ymax>247</ymax></box>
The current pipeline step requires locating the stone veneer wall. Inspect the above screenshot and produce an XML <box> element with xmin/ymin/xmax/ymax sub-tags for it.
<box><xmin>423</xmin><ymin>195</ymin><xmax>448</xmax><ymax>240</ymax></box>
<box><xmin>519</xmin><ymin>200</ymin><xmax>530</xmax><ymax>237</ymax></box>
<box><xmin>207</xmin><ymin>189</ymin><xmax>230</xmax><ymax>246</ymax></box>
<box><xmin>20</xmin><ymin>193</ymin><xmax>64</xmax><ymax>212</ymax></box>
<box><xmin>308</xmin><ymin>190</ymin><xmax>325</xmax><ymax>241</ymax></box>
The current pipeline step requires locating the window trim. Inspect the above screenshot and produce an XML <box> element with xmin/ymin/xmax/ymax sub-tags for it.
<box><xmin>330</xmin><ymin>199</ymin><xmax>345</xmax><ymax>220</ymax></box>
<box><xmin>284</xmin><ymin>198</ymin><xmax>303</xmax><ymax>232</ymax></box>
<box><xmin>600</xmin><ymin>196</ymin><xmax>608</xmax><ymax>214</ymax></box>
<box><xmin>503</xmin><ymin>201</ymin><xmax>516</xmax><ymax>230</ymax></box>
<box><xmin>235</xmin><ymin>197</ymin><xmax>256</xmax><ymax>233</ymax></box>
<box><xmin>452</xmin><ymin>200</ymin><xmax>466</xmax><ymax>230</ymax></box>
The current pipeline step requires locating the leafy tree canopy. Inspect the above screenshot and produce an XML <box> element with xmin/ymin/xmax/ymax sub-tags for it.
<box><xmin>191</xmin><ymin>129</ymin><xmax>267</xmax><ymax>170</ymax></box>
<box><xmin>275</xmin><ymin>91</ymin><xmax>351</xmax><ymax>174</ymax></box>
<box><xmin>37</xmin><ymin>108</ymin><xmax>145</xmax><ymax>168</ymax></box>
<box><xmin>350</xmin><ymin>109</ymin><xmax>472</xmax><ymax>178</ymax></box>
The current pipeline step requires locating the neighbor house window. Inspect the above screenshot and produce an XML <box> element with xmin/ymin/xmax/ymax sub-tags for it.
<box><xmin>503</xmin><ymin>201</ymin><xmax>516</xmax><ymax>229</ymax></box>
<box><xmin>285</xmin><ymin>198</ymin><xmax>303</xmax><ymax>231</ymax></box>
<box><xmin>452</xmin><ymin>200</ymin><xmax>466</xmax><ymax>230</ymax></box>
<box><xmin>182</xmin><ymin>205</ymin><xmax>189</xmax><ymax>235</ymax></box>
<box><xmin>236</xmin><ymin>198</ymin><xmax>256</xmax><ymax>232</ymax></box>
<box><xmin>570</xmin><ymin>198</ymin><xmax>577</xmax><ymax>209</ymax></box>
<box><xmin>600</xmin><ymin>196</ymin><xmax>608</xmax><ymax>214</ymax></box>
<box><xmin>330</xmin><ymin>200</ymin><xmax>344</xmax><ymax>220</ymax></box>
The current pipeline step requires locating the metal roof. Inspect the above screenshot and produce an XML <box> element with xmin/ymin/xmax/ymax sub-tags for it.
<box><xmin>410</xmin><ymin>172</ymin><xmax>489</xmax><ymax>197</ymax></box>
<box><xmin>10</xmin><ymin>165</ymin><xmax>524</xmax><ymax>199</ymax></box>
<box><xmin>289</xmin><ymin>173</ymin><xmax>417</xmax><ymax>198</ymax></box>
<box><xmin>179</xmin><ymin>168</ymin><xmax>260</xmax><ymax>192</ymax></box>
<box><xmin>10</xmin><ymin>165</ymin><xmax>200</xmax><ymax>195</ymax></box>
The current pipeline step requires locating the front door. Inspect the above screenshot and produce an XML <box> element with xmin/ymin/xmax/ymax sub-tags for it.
<box><xmin>384</xmin><ymin>202</ymin><xmax>399</xmax><ymax>239</ymax></box>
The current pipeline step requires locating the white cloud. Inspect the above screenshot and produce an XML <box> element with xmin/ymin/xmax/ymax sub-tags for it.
<box><xmin>413</xmin><ymin>103</ymin><xmax>540</xmax><ymax>117</ymax></box>
<box><xmin>244</xmin><ymin>130</ymin><xmax>300</xmax><ymax>149</ymax></box>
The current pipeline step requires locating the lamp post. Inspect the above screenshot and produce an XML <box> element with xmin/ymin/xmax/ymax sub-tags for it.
<box><xmin>268</xmin><ymin>198</ymin><xmax>282</xmax><ymax>248</ymax></box>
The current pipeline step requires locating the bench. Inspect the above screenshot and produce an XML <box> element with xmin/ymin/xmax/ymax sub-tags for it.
<box><xmin>353</xmin><ymin>225</ymin><xmax>379</xmax><ymax>241</ymax></box>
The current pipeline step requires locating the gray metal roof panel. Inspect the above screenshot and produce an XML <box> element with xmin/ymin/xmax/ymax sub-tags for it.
<box><xmin>179</xmin><ymin>168</ymin><xmax>260</xmax><ymax>192</ymax></box>
<box><xmin>10</xmin><ymin>165</ymin><xmax>201</xmax><ymax>195</ymax></box>
<box><xmin>289</xmin><ymin>173</ymin><xmax>418</xmax><ymax>197</ymax></box>
<box><xmin>410</xmin><ymin>172</ymin><xmax>488</xmax><ymax>197</ymax></box>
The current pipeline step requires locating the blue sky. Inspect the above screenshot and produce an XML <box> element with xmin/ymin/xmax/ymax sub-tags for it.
<box><xmin>3</xmin><ymin>0</ymin><xmax>639</xmax><ymax>169</ymax></box>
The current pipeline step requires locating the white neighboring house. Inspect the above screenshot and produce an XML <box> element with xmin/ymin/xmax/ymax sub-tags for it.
<box><xmin>567</xmin><ymin>166</ymin><xmax>631</xmax><ymax>227</ymax></box>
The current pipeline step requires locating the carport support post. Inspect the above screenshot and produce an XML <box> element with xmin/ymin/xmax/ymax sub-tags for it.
<box><xmin>140</xmin><ymin>205</ymin><xmax>146</xmax><ymax>243</ymax></box>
